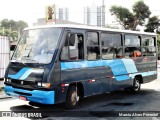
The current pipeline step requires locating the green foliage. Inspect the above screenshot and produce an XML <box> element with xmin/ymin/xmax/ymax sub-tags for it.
<box><xmin>157</xmin><ymin>34</ymin><xmax>160</xmax><ymax>52</ymax></box>
<box><xmin>110</xmin><ymin>6</ymin><xmax>134</xmax><ymax>29</ymax></box>
<box><xmin>105</xmin><ymin>24</ymin><xmax>119</xmax><ymax>29</ymax></box>
<box><xmin>132</xmin><ymin>1</ymin><xmax>151</xmax><ymax>25</ymax></box>
<box><xmin>16</xmin><ymin>20</ymin><xmax>28</xmax><ymax>33</ymax></box>
<box><xmin>0</xmin><ymin>19</ymin><xmax>28</xmax><ymax>41</ymax></box>
<box><xmin>145</xmin><ymin>16</ymin><xmax>160</xmax><ymax>32</ymax></box>
<box><xmin>110</xmin><ymin>1</ymin><xmax>151</xmax><ymax>30</ymax></box>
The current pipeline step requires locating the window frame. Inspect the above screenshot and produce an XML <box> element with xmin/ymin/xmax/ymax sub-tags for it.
<box><xmin>124</xmin><ymin>34</ymin><xmax>141</xmax><ymax>47</ymax></box>
<box><xmin>60</xmin><ymin>32</ymin><xmax>84</xmax><ymax>61</ymax></box>
<box><xmin>100</xmin><ymin>32</ymin><xmax>122</xmax><ymax>60</ymax></box>
<box><xmin>86</xmin><ymin>31</ymin><xmax>100</xmax><ymax>60</ymax></box>
<box><xmin>141</xmin><ymin>35</ymin><xmax>156</xmax><ymax>57</ymax></box>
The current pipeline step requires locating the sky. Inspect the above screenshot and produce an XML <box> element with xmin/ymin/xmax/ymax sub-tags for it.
<box><xmin>0</xmin><ymin>0</ymin><xmax>160</xmax><ymax>27</ymax></box>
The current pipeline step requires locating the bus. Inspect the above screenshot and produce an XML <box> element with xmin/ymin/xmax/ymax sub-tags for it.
<box><xmin>4</xmin><ymin>24</ymin><xmax>157</xmax><ymax>109</ymax></box>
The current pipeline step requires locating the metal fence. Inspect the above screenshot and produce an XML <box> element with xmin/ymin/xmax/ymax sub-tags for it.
<box><xmin>0</xmin><ymin>36</ymin><xmax>10</xmax><ymax>79</ymax></box>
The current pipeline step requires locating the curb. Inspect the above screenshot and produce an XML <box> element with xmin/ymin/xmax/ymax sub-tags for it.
<box><xmin>0</xmin><ymin>95</ymin><xmax>12</xmax><ymax>99</ymax></box>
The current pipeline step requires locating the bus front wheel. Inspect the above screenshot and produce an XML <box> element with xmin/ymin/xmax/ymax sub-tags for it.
<box><xmin>65</xmin><ymin>85</ymin><xmax>79</xmax><ymax>109</ymax></box>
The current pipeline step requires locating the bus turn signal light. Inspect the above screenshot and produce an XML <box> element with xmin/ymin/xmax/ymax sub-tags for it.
<box><xmin>38</xmin><ymin>82</ymin><xmax>51</xmax><ymax>88</ymax></box>
<box><xmin>44</xmin><ymin>83</ymin><xmax>51</xmax><ymax>88</ymax></box>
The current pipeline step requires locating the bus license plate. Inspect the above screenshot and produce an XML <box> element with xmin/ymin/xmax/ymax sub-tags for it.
<box><xmin>19</xmin><ymin>96</ymin><xmax>27</xmax><ymax>101</ymax></box>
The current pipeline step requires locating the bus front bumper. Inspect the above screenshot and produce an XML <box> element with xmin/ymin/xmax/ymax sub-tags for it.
<box><xmin>4</xmin><ymin>85</ymin><xmax>55</xmax><ymax>104</ymax></box>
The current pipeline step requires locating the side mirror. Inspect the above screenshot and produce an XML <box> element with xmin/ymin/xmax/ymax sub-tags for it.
<box><xmin>64</xmin><ymin>33</ymin><xmax>70</xmax><ymax>46</ymax></box>
<box><xmin>69</xmin><ymin>34</ymin><xmax>75</xmax><ymax>46</ymax></box>
<box><xmin>64</xmin><ymin>34</ymin><xmax>76</xmax><ymax>46</ymax></box>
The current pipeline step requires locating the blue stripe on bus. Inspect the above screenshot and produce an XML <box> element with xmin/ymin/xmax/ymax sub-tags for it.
<box><xmin>8</xmin><ymin>68</ymin><xmax>30</xmax><ymax>79</ymax></box>
<box><xmin>129</xmin><ymin>71</ymin><xmax>157</xmax><ymax>79</ymax></box>
<box><xmin>115</xmin><ymin>75</ymin><xmax>130</xmax><ymax>81</ymax></box>
<box><xmin>61</xmin><ymin>59</ymin><xmax>158</xmax><ymax>81</ymax></box>
<box><xmin>141</xmin><ymin>71</ymin><xmax>157</xmax><ymax>77</ymax></box>
<box><xmin>61</xmin><ymin>59</ymin><xmax>137</xmax><ymax>76</ymax></box>
<box><xmin>121</xmin><ymin>59</ymin><xmax>138</xmax><ymax>73</ymax></box>
<box><xmin>19</xmin><ymin>69</ymin><xmax>33</xmax><ymax>80</ymax></box>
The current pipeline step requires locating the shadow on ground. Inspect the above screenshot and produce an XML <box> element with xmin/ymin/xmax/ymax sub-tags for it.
<box><xmin>9</xmin><ymin>88</ymin><xmax>159</xmax><ymax>119</ymax></box>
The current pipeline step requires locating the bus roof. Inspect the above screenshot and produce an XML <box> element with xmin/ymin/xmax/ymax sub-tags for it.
<box><xmin>24</xmin><ymin>24</ymin><xmax>157</xmax><ymax>36</ymax></box>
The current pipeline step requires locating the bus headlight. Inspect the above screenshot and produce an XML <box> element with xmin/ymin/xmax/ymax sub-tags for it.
<box><xmin>37</xmin><ymin>82</ymin><xmax>41</xmax><ymax>86</ymax></box>
<box><xmin>37</xmin><ymin>82</ymin><xmax>51</xmax><ymax>88</ymax></box>
<box><xmin>5</xmin><ymin>79</ymin><xmax>11</xmax><ymax>83</ymax></box>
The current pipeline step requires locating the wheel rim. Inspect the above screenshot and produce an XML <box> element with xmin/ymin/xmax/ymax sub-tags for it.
<box><xmin>134</xmin><ymin>79</ymin><xmax>140</xmax><ymax>91</ymax></box>
<box><xmin>71</xmin><ymin>91</ymin><xmax>78</xmax><ymax>106</ymax></box>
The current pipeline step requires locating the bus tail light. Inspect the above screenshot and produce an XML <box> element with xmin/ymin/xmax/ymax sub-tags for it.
<box><xmin>88</xmin><ymin>79</ymin><xmax>95</xmax><ymax>83</ymax></box>
<box><xmin>61</xmin><ymin>84</ymin><xmax>69</xmax><ymax>92</ymax></box>
<box><xmin>109</xmin><ymin>76</ymin><xmax>115</xmax><ymax>79</ymax></box>
<box><xmin>61</xmin><ymin>83</ymin><xmax>69</xmax><ymax>87</ymax></box>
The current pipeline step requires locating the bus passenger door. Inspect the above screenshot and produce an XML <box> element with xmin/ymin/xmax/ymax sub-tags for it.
<box><xmin>60</xmin><ymin>32</ymin><xmax>86</xmax><ymax>99</ymax></box>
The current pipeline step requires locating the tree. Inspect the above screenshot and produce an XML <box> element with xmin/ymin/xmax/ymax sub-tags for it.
<box><xmin>105</xmin><ymin>24</ymin><xmax>119</xmax><ymax>29</ymax></box>
<box><xmin>110</xmin><ymin>1</ymin><xmax>151</xmax><ymax>30</ymax></box>
<box><xmin>1</xmin><ymin>19</ymin><xmax>28</xmax><ymax>33</ymax></box>
<box><xmin>16</xmin><ymin>20</ymin><xmax>28</xmax><ymax>33</ymax></box>
<box><xmin>0</xmin><ymin>19</ymin><xmax>28</xmax><ymax>40</ymax></box>
<box><xmin>110</xmin><ymin>6</ymin><xmax>134</xmax><ymax>29</ymax></box>
<box><xmin>1</xmin><ymin>19</ymin><xmax>10</xmax><ymax>29</ymax></box>
<box><xmin>145</xmin><ymin>16</ymin><xmax>160</xmax><ymax>32</ymax></box>
<box><xmin>157</xmin><ymin>33</ymin><xmax>160</xmax><ymax>53</ymax></box>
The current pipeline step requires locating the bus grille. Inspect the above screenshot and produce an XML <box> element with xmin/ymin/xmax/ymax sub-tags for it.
<box><xmin>11</xmin><ymin>79</ymin><xmax>38</xmax><ymax>88</ymax></box>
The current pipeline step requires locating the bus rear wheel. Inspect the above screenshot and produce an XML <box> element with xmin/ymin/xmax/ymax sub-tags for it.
<box><xmin>65</xmin><ymin>85</ymin><xmax>79</xmax><ymax>109</ymax></box>
<box><xmin>131</xmin><ymin>77</ymin><xmax>141</xmax><ymax>93</ymax></box>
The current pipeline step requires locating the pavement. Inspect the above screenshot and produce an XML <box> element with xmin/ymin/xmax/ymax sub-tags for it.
<box><xmin>158</xmin><ymin>60</ymin><xmax>160</xmax><ymax>68</ymax></box>
<box><xmin>0</xmin><ymin>94</ymin><xmax>11</xmax><ymax>99</ymax></box>
<box><xmin>0</xmin><ymin>79</ymin><xmax>4</xmax><ymax>88</ymax></box>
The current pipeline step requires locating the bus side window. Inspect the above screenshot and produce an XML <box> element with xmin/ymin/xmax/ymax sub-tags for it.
<box><xmin>87</xmin><ymin>32</ymin><xmax>100</xmax><ymax>60</ymax></box>
<box><xmin>60</xmin><ymin>33</ymin><xmax>84</xmax><ymax>61</ymax></box>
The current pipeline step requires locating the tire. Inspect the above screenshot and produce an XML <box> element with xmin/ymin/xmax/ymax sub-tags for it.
<box><xmin>29</xmin><ymin>101</ymin><xmax>44</xmax><ymax>107</ymax></box>
<box><xmin>65</xmin><ymin>85</ymin><xmax>80</xmax><ymax>109</ymax></box>
<box><xmin>131</xmin><ymin>77</ymin><xmax>141</xmax><ymax>93</ymax></box>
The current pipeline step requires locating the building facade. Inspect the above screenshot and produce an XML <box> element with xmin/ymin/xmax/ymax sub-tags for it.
<box><xmin>57</xmin><ymin>8</ymin><xmax>69</xmax><ymax>21</ymax></box>
<box><xmin>84</xmin><ymin>2</ymin><xmax>105</xmax><ymax>27</ymax></box>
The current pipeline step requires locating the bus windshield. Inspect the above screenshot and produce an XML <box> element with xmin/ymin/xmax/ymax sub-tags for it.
<box><xmin>12</xmin><ymin>27</ymin><xmax>62</xmax><ymax>64</ymax></box>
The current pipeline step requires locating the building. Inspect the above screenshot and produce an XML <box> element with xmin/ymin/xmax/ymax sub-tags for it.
<box><xmin>84</xmin><ymin>7</ymin><xmax>90</xmax><ymax>25</ymax></box>
<box><xmin>84</xmin><ymin>1</ymin><xmax>105</xmax><ymax>27</ymax></box>
<box><xmin>57</xmin><ymin>8</ymin><xmax>69</xmax><ymax>21</ymax></box>
<box><xmin>33</xmin><ymin>7</ymin><xmax>71</xmax><ymax>26</ymax></box>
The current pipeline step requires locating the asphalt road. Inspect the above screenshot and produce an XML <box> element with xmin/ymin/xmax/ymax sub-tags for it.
<box><xmin>0</xmin><ymin>69</ymin><xmax>160</xmax><ymax>120</ymax></box>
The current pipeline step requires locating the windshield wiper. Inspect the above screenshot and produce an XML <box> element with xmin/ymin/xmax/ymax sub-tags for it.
<box><xmin>11</xmin><ymin>58</ymin><xmax>26</xmax><ymax>65</ymax></box>
<box><xmin>24</xmin><ymin>58</ymin><xmax>42</xmax><ymax>65</ymax></box>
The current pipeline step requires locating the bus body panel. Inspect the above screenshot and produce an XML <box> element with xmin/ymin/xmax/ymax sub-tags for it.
<box><xmin>47</xmin><ymin>61</ymin><xmax>62</xmax><ymax>104</ymax></box>
<box><xmin>60</xmin><ymin>59</ymin><xmax>136</xmax><ymax>97</ymax></box>
<box><xmin>5</xmin><ymin>85</ymin><xmax>55</xmax><ymax>104</ymax></box>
